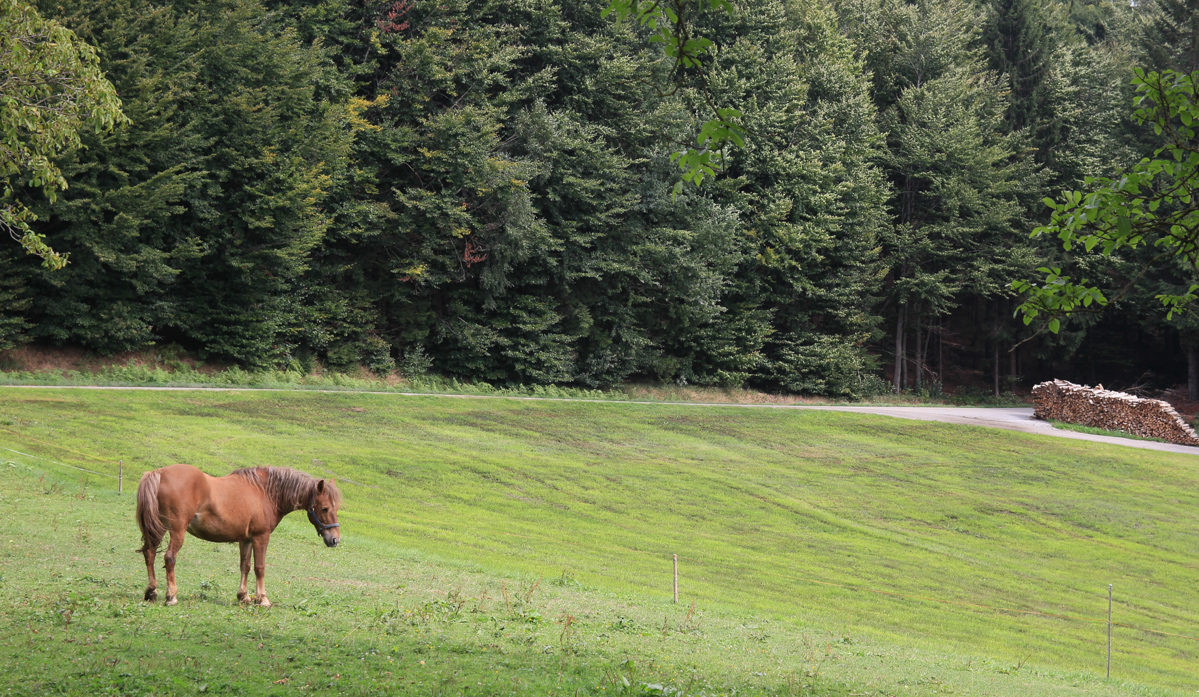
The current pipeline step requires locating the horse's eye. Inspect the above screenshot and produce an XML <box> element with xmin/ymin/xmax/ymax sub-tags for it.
<box><xmin>322</xmin><ymin>507</ymin><xmax>328</xmax><ymax>512</ymax></box>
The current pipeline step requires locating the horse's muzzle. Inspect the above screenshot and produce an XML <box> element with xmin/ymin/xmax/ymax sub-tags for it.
<box><xmin>323</xmin><ymin>535</ymin><xmax>340</xmax><ymax>548</ymax></box>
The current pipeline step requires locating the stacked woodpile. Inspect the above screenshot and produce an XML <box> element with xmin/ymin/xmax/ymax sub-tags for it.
<box><xmin>1031</xmin><ymin>379</ymin><xmax>1199</xmax><ymax>446</ymax></box>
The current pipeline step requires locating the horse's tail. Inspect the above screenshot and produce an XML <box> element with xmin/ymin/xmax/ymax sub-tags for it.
<box><xmin>136</xmin><ymin>469</ymin><xmax>166</xmax><ymax>553</ymax></box>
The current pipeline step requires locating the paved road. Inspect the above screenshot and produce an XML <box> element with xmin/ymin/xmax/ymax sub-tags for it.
<box><xmin>798</xmin><ymin>405</ymin><xmax>1199</xmax><ymax>456</ymax></box>
<box><xmin>4</xmin><ymin>385</ymin><xmax>1197</xmax><ymax>457</ymax></box>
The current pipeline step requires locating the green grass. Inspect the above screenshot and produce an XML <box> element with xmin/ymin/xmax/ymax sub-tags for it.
<box><xmin>1048</xmin><ymin>420</ymin><xmax>1170</xmax><ymax>443</ymax></box>
<box><xmin>0</xmin><ymin>387</ymin><xmax>1194</xmax><ymax>695</ymax></box>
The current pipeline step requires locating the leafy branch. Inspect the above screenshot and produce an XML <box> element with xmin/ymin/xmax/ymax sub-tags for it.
<box><xmin>602</xmin><ymin>0</ymin><xmax>746</xmax><ymax>195</ymax></box>
<box><xmin>1014</xmin><ymin>68</ymin><xmax>1199</xmax><ymax>331</ymax></box>
<box><xmin>1</xmin><ymin>0</ymin><xmax>127</xmax><ymax>268</ymax></box>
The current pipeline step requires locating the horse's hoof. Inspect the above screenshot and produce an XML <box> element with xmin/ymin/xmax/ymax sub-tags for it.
<box><xmin>165</xmin><ymin>595</ymin><xmax>178</xmax><ymax>607</ymax></box>
<box><xmin>257</xmin><ymin>597</ymin><xmax>272</xmax><ymax>608</ymax></box>
<box><xmin>144</xmin><ymin>589</ymin><xmax>157</xmax><ymax>602</ymax></box>
<box><xmin>237</xmin><ymin>592</ymin><xmax>248</xmax><ymax>603</ymax></box>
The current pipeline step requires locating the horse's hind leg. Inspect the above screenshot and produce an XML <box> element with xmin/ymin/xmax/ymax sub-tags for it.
<box><xmin>236</xmin><ymin>540</ymin><xmax>252</xmax><ymax>603</ymax></box>
<box><xmin>162</xmin><ymin>528</ymin><xmax>187</xmax><ymax>606</ymax></box>
<box><xmin>142</xmin><ymin>546</ymin><xmax>158</xmax><ymax>602</ymax></box>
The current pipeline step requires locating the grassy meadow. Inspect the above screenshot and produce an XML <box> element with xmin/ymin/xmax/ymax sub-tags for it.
<box><xmin>0</xmin><ymin>387</ymin><xmax>1197</xmax><ymax>695</ymax></box>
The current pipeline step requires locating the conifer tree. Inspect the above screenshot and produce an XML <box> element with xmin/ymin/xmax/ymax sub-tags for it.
<box><xmin>983</xmin><ymin>0</ymin><xmax>1056</xmax><ymax>137</ymax></box>
<box><xmin>1141</xmin><ymin>0</ymin><xmax>1199</xmax><ymax>72</ymax></box>
<box><xmin>16</xmin><ymin>0</ymin><xmax>352</xmax><ymax>363</ymax></box>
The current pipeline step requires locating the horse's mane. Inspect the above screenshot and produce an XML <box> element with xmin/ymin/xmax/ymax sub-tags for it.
<box><xmin>231</xmin><ymin>466</ymin><xmax>342</xmax><ymax>513</ymax></box>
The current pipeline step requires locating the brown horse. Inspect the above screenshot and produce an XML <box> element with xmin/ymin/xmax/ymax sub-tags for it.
<box><xmin>135</xmin><ymin>464</ymin><xmax>342</xmax><ymax>607</ymax></box>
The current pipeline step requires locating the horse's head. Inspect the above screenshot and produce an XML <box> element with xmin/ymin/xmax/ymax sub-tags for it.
<box><xmin>307</xmin><ymin>479</ymin><xmax>341</xmax><ymax>548</ymax></box>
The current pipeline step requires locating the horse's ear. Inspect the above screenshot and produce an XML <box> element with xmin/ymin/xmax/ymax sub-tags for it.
<box><xmin>317</xmin><ymin>479</ymin><xmax>325</xmax><ymax>493</ymax></box>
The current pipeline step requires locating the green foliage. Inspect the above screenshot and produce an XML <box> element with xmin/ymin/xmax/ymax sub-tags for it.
<box><xmin>1140</xmin><ymin>0</ymin><xmax>1199</xmax><ymax>73</ymax></box>
<box><xmin>0</xmin><ymin>0</ymin><xmax>126</xmax><ymax>268</ymax></box>
<box><xmin>982</xmin><ymin>0</ymin><xmax>1056</xmax><ymax>139</ymax></box>
<box><xmin>883</xmin><ymin>64</ymin><xmax>1041</xmax><ymax>306</ymax></box>
<box><xmin>768</xmin><ymin>335</ymin><xmax>886</xmax><ymax>398</ymax></box>
<box><xmin>705</xmin><ymin>0</ymin><xmax>887</xmax><ymax>393</ymax></box>
<box><xmin>843</xmin><ymin>0</ymin><xmax>1048</xmax><ymax>392</ymax></box>
<box><xmin>13</xmin><ymin>0</ymin><xmax>352</xmax><ymax>363</ymax></box>
<box><xmin>7</xmin><ymin>0</ymin><xmax>1189</xmax><ymax>395</ymax></box>
<box><xmin>1016</xmin><ymin>69</ymin><xmax>1199</xmax><ymax>328</ymax></box>
<box><xmin>0</xmin><ymin>270</ymin><xmax>30</xmax><ymax>350</ymax></box>
<box><xmin>603</xmin><ymin>0</ymin><xmax>731</xmax><ymax>68</ymax></box>
<box><xmin>603</xmin><ymin>0</ymin><xmax>747</xmax><ymax>194</ymax></box>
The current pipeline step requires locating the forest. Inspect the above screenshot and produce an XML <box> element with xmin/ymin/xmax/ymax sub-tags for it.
<box><xmin>3</xmin><ymin>0</ymin><xmax>1199</xmax><ymax>398</ymax></box>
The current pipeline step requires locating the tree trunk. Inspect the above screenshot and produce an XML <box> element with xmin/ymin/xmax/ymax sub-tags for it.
<box><xmin>914</xmin><ymin>313</ymin><xmax>923</xmax><ymax>391</ymax></box>
<box><xmin>1188</xmin><ymin>342</ymin><xmax>1198</xmax><ymax>402</ymax></box>
<box><xmin>894</xmin><ymin>307</ymin><xmax>905</xmax><ymax>393</ymax></box>
<box><xmin>902</xmin><ymin>304</ymin><xmax>911</xmax><ymax>390</ymax></box>
<box><xmin>938</xmin><ymin>323</ymin><xmax>944</xmax><ymax>389</ymax></box>
<box><xmin>921</xmin><ymin>320</ymin><xmax>930</xmax><ymax>389</ymax></box>
<box><xmin>993</xmin><ymin>342</ymin><xmax>1000</xmax><ymax>398</ymax></box>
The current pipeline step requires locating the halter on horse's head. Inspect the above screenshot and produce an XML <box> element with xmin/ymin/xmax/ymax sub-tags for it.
<box><xmin>307</xmin><ymin>478</ymin><xmax>341</xmax><ymax>547</ymax></box>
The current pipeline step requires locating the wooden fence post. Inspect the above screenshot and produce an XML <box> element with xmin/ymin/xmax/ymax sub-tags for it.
<box><xmin>673</xmin><ymin>554</ymin><xmax>678</xmax><ymax>604</ymax></box>
<box><xmin>1107</xmin><ymin>584</ymin><xmax>1112</xmax><ymax>679</ymax></box>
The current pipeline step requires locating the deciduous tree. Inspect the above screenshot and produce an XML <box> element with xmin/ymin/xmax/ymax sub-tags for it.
<box><xmin>0</xmin><ymin>0</ymin><xmax>124</xmax><ymax>268</ymax></box>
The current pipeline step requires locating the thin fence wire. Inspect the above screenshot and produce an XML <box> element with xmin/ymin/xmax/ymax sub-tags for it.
<box><xmin>0</xmin><ymin>427</ymin><xmax>121</xmax><ymax>464</ymax></box>
<box><xmin>1</xmin><ymin>444</ymin><xmax>118</xmax><ymax>479</ymax></box>
<box><xmin>2</xmin><ymin>429</ymin><xmax>1197</xmax><ymax>645</ymax></box>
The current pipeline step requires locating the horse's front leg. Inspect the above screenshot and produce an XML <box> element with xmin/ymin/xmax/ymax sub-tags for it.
<box><xmin>252</xmin><ymin>534</ymin><xmax>272</xmax><ymax>608</ymax></box>
<box><xmin>237</xmin><ymin>540</ymin><xmax>252</xmax><ymax>603</ymax></box>
<box><xmin>163</xmin><ymin>529</ymin><xmax>187</xmax><ymax>606</ymax></box>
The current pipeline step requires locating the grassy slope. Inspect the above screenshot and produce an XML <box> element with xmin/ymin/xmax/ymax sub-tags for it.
<box><xmin>0</xmin><ymin>388</ymin><xmax>1196</xmax><ymax>695</ymax></box>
